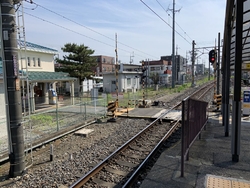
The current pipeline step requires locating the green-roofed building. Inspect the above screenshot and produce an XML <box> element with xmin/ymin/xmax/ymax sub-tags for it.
<box><xmin>0</xmin><ymin>41</ymin><xmax>77</xmax><ymax>116</ymax></box>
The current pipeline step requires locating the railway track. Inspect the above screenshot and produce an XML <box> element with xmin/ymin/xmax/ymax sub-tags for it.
<box><xmin>70</xmin><ymin>82</ymin><xmax>214</xmax><ymax>187</ymax></box>
<box><xmin>0</xmin><ymin>81</ymin><xmax>215</xmax><ymax>187</ymax></box>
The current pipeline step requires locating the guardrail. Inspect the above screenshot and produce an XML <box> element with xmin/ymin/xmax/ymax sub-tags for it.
<box><xmin>181</xmin><ymin>97</ymin><xmax>208</xmax><ymax>177</ymax></box>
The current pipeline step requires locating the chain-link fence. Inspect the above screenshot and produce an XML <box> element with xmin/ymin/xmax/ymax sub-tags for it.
<box><xmin>0</xmin><ymin>96</ymin><xmax>107</xmax><ymax>155</ymax></box>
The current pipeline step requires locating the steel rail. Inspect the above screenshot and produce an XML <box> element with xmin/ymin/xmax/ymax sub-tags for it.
<box><xmin>70</xmin><ymin>82</ymin><xmax>214</xmax><ymax>187</ymax></box>
<box><xmin>123</xmin><ymin>118</ymin><xmax>181</xmax><ymax>187</ymax></box>
<box><xmin>123</xmin><ymin>83</ymin><xmax>214</xmax><ymax>187</ymax></box>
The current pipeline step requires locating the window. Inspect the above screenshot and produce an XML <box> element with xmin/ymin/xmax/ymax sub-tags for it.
<box><xmin>127</xmin><ymin>78</ymin><xmax>131</xmax><ymax>86</ymax></box>
<box><xmin>38</xmin><ymin>58</ymin><xmax>41</xmax><ymax>67</ymax></box>
<box><xmin>27</xmin><ymin>57</ymin><xmax>30</xmax><ymax>66</ymax></box>
<box><xmin>33</xmin><ymin>57</ymin><xmax>36</xmax><ymax>67</ymax></box>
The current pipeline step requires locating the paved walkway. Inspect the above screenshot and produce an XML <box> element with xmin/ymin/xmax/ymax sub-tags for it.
<box><xmin>140</xmin><ymin>112</ymin><xmax>250</xmax><ymax>188</ymax></box>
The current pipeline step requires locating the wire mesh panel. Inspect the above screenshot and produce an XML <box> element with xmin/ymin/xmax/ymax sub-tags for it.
<box><xmin>0</xmin><ymin>97</ymin><xmax>107</xmax><ymax>156</ymax></box>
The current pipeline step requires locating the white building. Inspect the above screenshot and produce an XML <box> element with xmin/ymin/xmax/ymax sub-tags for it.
<box><xmin>103</xmin><ymin>63</ymin><xmax>141</xmax><ymax>93</ymax></box>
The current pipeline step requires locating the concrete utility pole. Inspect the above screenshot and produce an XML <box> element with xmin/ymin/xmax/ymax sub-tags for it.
<box><xmin>115</xmin><ymin>33</ymin><xmax>118</xmax><ymax>107</ymax></box>
<box><xmin>191</xmin><ymin>40</ymin><xmax>196</xmax><ymax>87</ymax></box>
<box><xmin>209</xmin><ymin>58</ymin><xmax>211</xmax><ymax>80</ymax></box>
<box><xmin>171</xmin><ymin>0</ymin><xmax>176</xmax><ymax>88</ymax></box>
<box><xmin>1</xmin><ymin>0</ymin><xmax>25</xmax><ymax>177</ymax></box>
<box><xmin>217</xmin><ymin>32</ymin><xmax>221</xmax><ymax>95</ymax></box>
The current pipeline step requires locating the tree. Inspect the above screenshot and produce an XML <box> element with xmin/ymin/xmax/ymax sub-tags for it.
<box><xmin>55</xmin><ymin>43</ymin><xmax>97</xmax><ymax>83</ymax></box>
<box><xmin>150</xmin><ymin>72</ymin><xmax>160</xmax><ymax>85</ymax></box>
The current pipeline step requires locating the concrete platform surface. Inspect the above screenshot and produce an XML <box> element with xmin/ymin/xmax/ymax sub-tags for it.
<box><xmin>140</xmin><ymin>112</ymin><xmax>250</xmax><ymax>188</ymax></box>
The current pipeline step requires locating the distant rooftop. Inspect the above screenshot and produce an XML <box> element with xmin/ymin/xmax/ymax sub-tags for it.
<box><xmin>18</xmin><ymin>40</ymin><xmax>58</xmax><ymax>54</ymax></box>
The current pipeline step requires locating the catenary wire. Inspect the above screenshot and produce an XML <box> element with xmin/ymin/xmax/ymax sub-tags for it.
<box><xmin>155</xmin><ymin>0</ymin><xmax>210</xmax><ymax>54</ymax></box>
<box><xmin>23</xmin><ymin>0</ymin><xmax>158</xmax><ymax>60</ymax></box>
<box><xmin>156</xmin><ymin>0</ymin><xmax>193</xmax><ymax>42</ymax></box>
<box><xmin>140</xmin><ymin>0</ymin><xmax>192</xmax><ymax>45</ymax></box>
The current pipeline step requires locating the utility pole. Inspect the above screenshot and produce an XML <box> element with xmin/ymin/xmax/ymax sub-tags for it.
<box><xmin>209</xmin><ymin>58</ymin><xmax>211</xmax><ymax>80</ymax></box>
<box><xmin>1</xmin><ymin>0</ymin><xmax>25</xmax><ymax>177</ymax></box>
<box><xmin>185</xmin><ymin>51</ymin><xmax>188</xmax><ymax>82</ymax></box>
<box><xmin>171</xmin><ymin>0</ymin><xmax>176</xmax><ymax>88</ymax></box>
<box><xmin>191</xmin><ymin>40</ymin><xmax>196</xmax><ymax>87</ymax></box>
<box><xmin>115</xmin><ymin>33</ymin><xmax>118</xmax><ymax>111</ymax></box>
<box><xmin>217</xmin><ymin>32</ymin><xmax>220</xmax><ymax>95</ymax></box>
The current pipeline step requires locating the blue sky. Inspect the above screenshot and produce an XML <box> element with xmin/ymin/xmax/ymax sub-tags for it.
<box><xmin>22</xmin><ymin>0</ymin><xmax>226</xmax><ymax>67</ymax></box>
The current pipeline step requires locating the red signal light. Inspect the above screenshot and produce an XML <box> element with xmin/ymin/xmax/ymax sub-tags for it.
<box><xmin>209</xmin><ymin>50</ymin><xmax>216</xmax><ymax>63</ymax></box>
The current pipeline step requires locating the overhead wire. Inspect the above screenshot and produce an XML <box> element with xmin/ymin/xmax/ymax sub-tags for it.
<box><xmin>140</xmin><ymin>0</ymin><xmax>191</xmax><ymax>45</ymax></box>
<box><xmin>23</xmin><ymin>0</ymin><xmax>158</xmax><ymax>60</ymax></box>
<box><xmin>155</xmin><ymin>0</ymin><xmax>193</xmax><ymax>42</ymax></box>
<box><xmin>154</xmin><ymin>0</ymin><xmax>209</xmax><ymax>54</ymax></box>
<box><xmin>24</xmin><ymin>12</ymin><xmax>153</xmax><ymax>59</ymax></box>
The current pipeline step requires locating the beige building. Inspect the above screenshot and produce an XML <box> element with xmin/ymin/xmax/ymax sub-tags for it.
<box><xmin>0</xmin><ymin>40</ymin><xmax>76</xmax><ymax>117</ymax></box>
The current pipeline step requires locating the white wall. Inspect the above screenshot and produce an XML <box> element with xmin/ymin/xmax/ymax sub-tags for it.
<box><xmin>18</xmin><ymin>50</ymin><xmax>55</xmax><ymax>72</ymax></box>
<box><xmin>103</xmin><ymin>73</ymin><xmax>140</xmax><ymax>93</ymax></box>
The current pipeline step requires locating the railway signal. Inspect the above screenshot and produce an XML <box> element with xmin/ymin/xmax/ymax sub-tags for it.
<box><xmin>209</xmin><ymin>50</ymin><xmax>216</xmax><ymax>64</ymax></box>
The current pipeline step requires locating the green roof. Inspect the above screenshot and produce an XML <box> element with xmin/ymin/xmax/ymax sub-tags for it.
<box><xmin>22</xmin><ymin>71</ymin><xmax>77</xmax><ymax>82</ymax></box>
<box><xmin>18</xmin><ymin>40</ymin><xmax>58</xmax><ymax>54</ymax></box>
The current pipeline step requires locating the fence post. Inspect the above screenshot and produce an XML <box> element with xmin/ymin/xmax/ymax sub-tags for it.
<box><xmin>56</xmin><ymin>97</ymin><xmax>59</xmax><ymax>132</ymax></box>
<box><xmin>94</xmin><ymin>97</ymin><xmax>97</xmax><ymax>115</ymax></box>
<box><xmin>84</xmin><ymin>102</ymin><xmax>87</xmax><ymax>120</ymax></box>
<box><xmin>80</xmin><ymin>96</ymin><xmax>82</xmax><ymax>114</ymax></box>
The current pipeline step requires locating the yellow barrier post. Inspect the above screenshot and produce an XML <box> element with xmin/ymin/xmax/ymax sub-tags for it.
<box><xmin>215</xmin><ymin>94</ymin><xmax>222</xmax><ymax>110</ymax></box>
<box><xmin>107</xmin><ymin>101</ymin><xmax>117</xmax><ymax>122</ymax></box>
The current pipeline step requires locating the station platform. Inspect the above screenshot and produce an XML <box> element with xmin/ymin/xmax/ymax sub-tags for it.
<box><xmin>139</xmin><ymin>112</ymin><xmax>250</xmax><ymax>188</ymax></box>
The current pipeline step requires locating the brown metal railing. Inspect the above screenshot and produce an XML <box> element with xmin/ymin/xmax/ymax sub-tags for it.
<box><xmin>181</xmin><ymin>97</ymin><xmax>208</xmax><ymax>177</ymax></box>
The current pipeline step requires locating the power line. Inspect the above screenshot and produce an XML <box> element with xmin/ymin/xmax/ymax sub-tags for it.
<box><xmin>155</xmin><ymin>0</ymin><xmax>209</xmax><ymax>54</ymax></box>
<box><xmin>156</xmin><ymin>0</ymin><xmax>193</xmax><ymax>42</ymax></box>
<box><xmin>24</xmin><ymin>12</ymin><xmax>114</xmax><ymax>48</ymax></box>
<box><xmin>140</xmin><ymin>0</ymin><xmax>192</xmax><ymax>45</ymax></box>
<box><xmin>23</xmin><ymin>0</ymin><xmax>158</xmax><ymax>60</ymax></box>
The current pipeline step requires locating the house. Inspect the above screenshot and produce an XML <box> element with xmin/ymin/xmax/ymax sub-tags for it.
<box><xmin>0</xmin><ymin>40</ymin><xmax>76</xmax><ymax>116</ymax></box>
<box><xmin>195</xmin><ymin>64</ymin><xmax>205</xmax><ymax>75</ymax></box>
<box><xmin>92</xmin><ymin>55</ymin><xmax>115</xmax><ymax>77</ymax></box>
<box><xmin>103</xmin><ymin>63</ymin><xmax>142</xmax><ymax>93</ymax></box>
<box><xmin>143</xmin><ymin>60</ymin><xmax>172</xmax><ymax>86</ymax></box>
<box><xmin>161</xmin><ymin>55</ymin><xmax>186</xmax><ymax>84</ymax></box>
